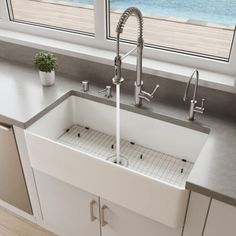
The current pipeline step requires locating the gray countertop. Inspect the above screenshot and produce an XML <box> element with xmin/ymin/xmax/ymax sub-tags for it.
<box><xmin>0</xmin><ymin>58</ymin><xmax>236</xmax><ymax>207</ymax></box>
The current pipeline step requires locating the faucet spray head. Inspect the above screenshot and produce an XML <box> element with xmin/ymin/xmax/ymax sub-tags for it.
<box><xmin>112</xmin><ymin>56</ymin><xmax>124</xmax><ymax>85</ymax></box>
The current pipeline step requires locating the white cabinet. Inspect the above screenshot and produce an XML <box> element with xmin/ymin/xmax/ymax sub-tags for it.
<box><xmin>34</xmin><ymin>169</ymin><xmax>182</xmax><ymax>236</ymax></box>
<box><xmin>204</xmin><ymin>200</ymin><xmax>236</xmax><ymax>236</ymax></box>
<box><xmin>34</xmin><ymin>170</ymin><xmax>100</xmax><ymax>236</ymax></box>
<box><xmin>100</xmin><ymin>198</ymin><xmax>182</xmax><ymax>236</ymax></box>
<box><xmin>183</xmin><ymin>192</ymin><xmax>210</xmax><ymax>236</ymax></box>
<box><xmin>183</xmin><ymin>192</ymin><xmax>236</xmax><ymax>236</ymax></box>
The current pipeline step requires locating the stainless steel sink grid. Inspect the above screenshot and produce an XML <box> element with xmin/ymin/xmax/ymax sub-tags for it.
<box><xmin>57</xmin><ymin>125</ymin><xmax>193</xmax><ymax>188</ymax></box>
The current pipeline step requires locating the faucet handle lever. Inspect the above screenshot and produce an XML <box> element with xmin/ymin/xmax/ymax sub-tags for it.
<box><xmin>99</xmin><ymin>88</ymin><xmax>107</xmax><ymax>93</ymax></box>
<box><xmin>142</xmin><ymin>84</ymin><xmax>159</xmax><ymax>99</ymax></box>
<box><xmin>138</xmin><ymin>94</ymin><xmax>151</xmax><ymax>102</ymax></box>
<box><xmin>150</xmin><ymin>84</ymin><xmax>159</xmax><ymax>96</ymax></box>
<box><xmin>200</xmin><ymin>98</ymin><xmax>206</xmax><ymax>108</ymax></box>
<box><xmin>195</xmin><ymin>98</ymin><xmax>206</xmax><ymax>114</ymax></box>
<box><xmin>99</xmin><ymin>86</ymin><xmax>112</xmax><ymax>98</ymax></box>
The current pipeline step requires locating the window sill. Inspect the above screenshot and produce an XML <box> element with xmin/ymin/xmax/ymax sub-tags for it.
<box><xmin>0</xmin><ymin>28</ymin><xmax>235</xmax><ymax>94</ymax></box>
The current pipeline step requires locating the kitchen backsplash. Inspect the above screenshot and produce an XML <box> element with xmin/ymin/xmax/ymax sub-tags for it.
<box><xmin>0</xmin><ymin>40</ymin><xmax>235</xmax><ymax>118</ymax></box>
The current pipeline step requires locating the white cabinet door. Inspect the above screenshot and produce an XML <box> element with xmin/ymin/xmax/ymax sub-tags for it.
<box><xmin>34</xmin><ymin>170</ymin><xmax>100</xmax><ymax>236</ymax></box>
<box><xmin>204</xmin><ymin>200</ymin><xmax>236</xmax><ymax>236</ymax></box>
<box><xmin>100</xmin><ymin>198</ymin><xmax>182</xmax><ymax>236</ymax></box>
<box><xmin>183</xmin><ymin>192</ymin><xmax>210</xmax><ymax>236</ymax></box>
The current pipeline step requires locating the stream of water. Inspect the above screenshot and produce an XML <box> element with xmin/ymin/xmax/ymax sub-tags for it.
<box><xmin>116</xmin><ymin>84</ymin><xmax>121</xmax><ymax>164</ymax></box>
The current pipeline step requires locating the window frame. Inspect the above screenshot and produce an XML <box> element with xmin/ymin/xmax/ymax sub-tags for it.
<box><xmin>106</xmin><ymin>1</ymin><xmax>236</xmax><ymax>62</ymax></box>
<box><xmin>0</xmin><ymin>0</ymin><xmax>236</xmax><ymax>76</ymax></box>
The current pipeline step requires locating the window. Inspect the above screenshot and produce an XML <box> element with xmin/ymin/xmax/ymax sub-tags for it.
<box><xmin>107</xmin><ymin>1</ymin><xmax>236</xmax><ymax>61</ymax></box>
<box><xmin>1</xmin><ymin>0</ymin><xmax>236</xmax><ymax>76</ymax></box>
<box><xmin>7</xmin><ymin>0</ymin><xmax>95</xmax><ymax>35</ymax></box>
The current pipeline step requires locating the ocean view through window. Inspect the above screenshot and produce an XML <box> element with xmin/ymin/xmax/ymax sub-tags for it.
<box><xmin>6</xmin><ymin>0</ymin><xmax>236</xmax><ymax>60</ymax></box>
<box><xmin>108</xmin><ymin>0</ymin><xmax>236</xmax><ymax>60</ymax></box>
<box><xmin>7</xmin><ymin>0</ymin><xmax>95</xmax><ymax>34</ymax></box>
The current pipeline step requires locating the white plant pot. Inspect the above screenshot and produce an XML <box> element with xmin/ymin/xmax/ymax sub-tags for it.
<box><xmin>39</xmin><ymin>70</ymin><xmax>55</xmax><ymax>86</ymax></box>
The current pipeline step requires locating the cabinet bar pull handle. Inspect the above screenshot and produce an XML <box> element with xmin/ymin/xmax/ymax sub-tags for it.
<box><xmin>101</xmin><ymin>205</ymin><xmax>108</xmax><ymax>227</ymax></box>
<box><xmin>90</xmin><ymin>200</ymin><xmax>97</xmax><ymax>222</ymax></box>
<box><xmin>0</xmin><ymin>124</ymin><xmax>11</xmax><ymax>132</ymax></box>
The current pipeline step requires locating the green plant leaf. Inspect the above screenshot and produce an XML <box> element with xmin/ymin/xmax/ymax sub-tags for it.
<box><xmin>33</xmin><ymin>51</ymin><xmax>58</xmax><ymax>72</ymax></box>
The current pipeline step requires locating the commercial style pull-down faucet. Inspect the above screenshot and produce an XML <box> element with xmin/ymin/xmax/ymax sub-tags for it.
<box><xmin>183</xmin><ymin>69</ymin><xmax>206</xmax><ymax>121</ymax></box>
<box><xmin>112</xmin><ymin>7</ymin><xmax>159</xmax><ymax>106</ymax></box>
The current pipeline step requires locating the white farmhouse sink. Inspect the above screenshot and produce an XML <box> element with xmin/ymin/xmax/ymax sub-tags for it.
<box><xmin>25</xmin><ymin>95</ymin><xmax>209</xmax><ymax>228</ymax></box>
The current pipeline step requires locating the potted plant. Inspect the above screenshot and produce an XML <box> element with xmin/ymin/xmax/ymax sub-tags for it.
<box><xmin>33</xmin><ymin>51</ymin><xmax>58</xmax><ymax>86</ymax></box>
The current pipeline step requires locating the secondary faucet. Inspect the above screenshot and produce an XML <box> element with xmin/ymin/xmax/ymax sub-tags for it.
<box><xmin>112</xmin><ymin>7</ymin><xmax>159</xmax><ymax>106</ymax></box>
<box><xmin>183</xmin><ymin>69</ymin><xmax>206</xmax><ymax>121</ymax></box>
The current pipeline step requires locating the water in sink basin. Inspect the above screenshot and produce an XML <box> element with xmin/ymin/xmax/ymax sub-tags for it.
<box><xmin>57</xmin><ymin>124</ymin><xmax>193</xmax><ymax>188</ymax></box>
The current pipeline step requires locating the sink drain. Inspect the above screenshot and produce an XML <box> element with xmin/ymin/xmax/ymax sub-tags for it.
<box><xmin>107</xmin><ymin>155</ymin><xmax>129</xmax><ymax>167</ymax></box>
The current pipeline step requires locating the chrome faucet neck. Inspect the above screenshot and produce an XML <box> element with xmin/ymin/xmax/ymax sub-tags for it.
<box><xmin>183</xmin><ymin>69</ymin><xmax>199</xmax><ymax>102</ymax></box>
<box><xmin>116</xmin><ymin>7</ymin><xmax>143</xmax><ymax>48</ymax></box>
<box><xmin>183</xmin><ymin>69</ymin><xmax>206</xmax><ymax>121</ymax></box>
